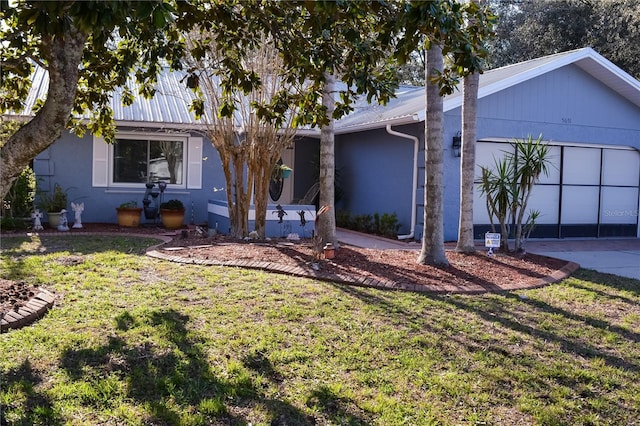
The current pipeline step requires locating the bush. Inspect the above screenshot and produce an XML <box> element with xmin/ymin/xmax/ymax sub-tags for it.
<box><xmin>0</xmin><ymin>216</ymin><xmax>31</xmax><ymax>231</ymax></box>
<box><xmin>352</xmin><ymin>214</ymin><xmax>374</xmax><ymax>233</ymax></box>
<box><xmin>337</xmin><ymin>210</ymin><xmax>400</xmax><ymax>238</ymax></box>
<box><xmin>336</xmin><ymin>210</ymin><xmax>351</xmax><ymax>228</ymax></box>
<box><xmin>377</xmin><ymin>212</ymin><xmax>401</xmax><ymax>238</ymax></box>
<box><xmin>1</xmin><ymin>166</ymin><xmax>36</xmax><ymax>218</ymax></box>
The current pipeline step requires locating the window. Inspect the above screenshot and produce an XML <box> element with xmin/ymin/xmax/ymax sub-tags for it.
<box><xmin>113</xmin><ymin>138</ymin><xmax>184</xmax><ymax>184</ymax></box>
<box><xmin>93</xmin><ymin>134</ymin><xmax>202</xmax><ymax>189</ymax></box>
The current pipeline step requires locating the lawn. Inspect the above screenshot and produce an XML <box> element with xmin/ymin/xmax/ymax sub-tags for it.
<box><xmin>1</xmin><ymin>235</ymin><xmax>639</xmax><ymax>425</ymax></box>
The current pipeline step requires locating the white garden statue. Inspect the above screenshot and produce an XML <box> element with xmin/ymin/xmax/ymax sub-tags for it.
<box><xmin>32</xmin><ymin>209</ymin><xmax>44</xmax><ymax>231</ymax></box>
<box><xmin>71</xmin><ymin>202</ymin><xmax>84</xmax><ymax>229</ymax></box>
<box><xmin>58</xmin><ymin>209</ymin><xmax>70</xmax><ymax>231</ymax></box>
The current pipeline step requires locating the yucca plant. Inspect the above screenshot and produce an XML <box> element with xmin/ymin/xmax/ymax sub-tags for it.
<box><xmin>480</xmin><ymin>156</ymin><xmax>515</xmax><ymax>251</ymax></box>
<box><xmin>479</xmin><ymin>134</ymin><xmax>552</xmax><ymax>252</ymax></box>
<box><xmin>512</xmin><ymin>135</ymin><xmax>551</xmax><ymax>251</ymax></box>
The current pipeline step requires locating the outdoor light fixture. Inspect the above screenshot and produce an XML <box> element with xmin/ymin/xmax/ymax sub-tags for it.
<box><xmin>452</xmin><ymin>131</ymin><xmax>462</xmax><ymax>157</ymax></box>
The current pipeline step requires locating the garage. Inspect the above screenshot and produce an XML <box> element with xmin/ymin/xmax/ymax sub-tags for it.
<box><xmin>474</xmin><ymin>140</ymin><xmax>640</xmax><ymax>239</ymax></box>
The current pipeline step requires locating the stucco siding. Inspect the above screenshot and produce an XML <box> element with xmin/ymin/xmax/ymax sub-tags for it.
<box><xmin>34</xmin><ymin>130</ymin><xmax>227</xmax><ymax>226</ymax></box>
<box><xmin>478</xmin><ymin>65</ymin><xmax>640</xmax><ymax>135</ymax></box>
<box><xmin>336</xmin><ymin>127</ymin><xmax>415</xmax><ymax>235</ymax></box>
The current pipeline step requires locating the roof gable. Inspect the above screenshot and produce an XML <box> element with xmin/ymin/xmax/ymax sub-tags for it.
<box><xmin>336</xmin><ymin>47</ymin><xmax>640</xmax><ymax>133</ymax></box>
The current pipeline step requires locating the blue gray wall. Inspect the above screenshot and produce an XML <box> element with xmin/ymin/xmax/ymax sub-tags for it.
<box><xmin>34</xmin><ymin>129</ymin><xmax>227</xmax><ymax>225</ymax></box>
<box><xmin>335</xmin><ymin>125</ymin><xmax>416</xmax><ymax>235</ymax></box>
<box><xmin>337</xmin><ymin>64</ymin><xmax>640</xmax><ymax>242</ymax></box>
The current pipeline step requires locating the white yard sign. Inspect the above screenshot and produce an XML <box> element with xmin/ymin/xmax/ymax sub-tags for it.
<box><xmin>485</xmin><ymin>232</ymin><xmax>501</xmax><ymax>256</ymax></box>
<box><xmin>485</xmin><ymin>232</ymin><xmax>501</xmax><ymax>248</ymax></box>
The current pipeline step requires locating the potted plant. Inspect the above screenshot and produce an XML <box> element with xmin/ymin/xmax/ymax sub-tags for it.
<box><xmin>116</xmin><ymin>201</ymin><xmax>143</xmax><ymax>227</ymax></box>
<box><xmin>272</xmin><ymin>163</ymin><xmax>292</xmax><ymax>181</ymax></box>
<box><xmin>159</xmin><ymin>199</ymin><xmax>185</xmax><ymax>229</ymax></box>
<box><xmin>36</xmin><ymin>183</ymin><xmax>68</xmax><ymax>228</ymax></box>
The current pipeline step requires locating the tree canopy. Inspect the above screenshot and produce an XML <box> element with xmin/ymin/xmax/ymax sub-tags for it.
<box><xmin>0</xmin><ymin>0</ymin><xmax>185</xmax><ymax>196</ymax></box>
<box><xmin>488</xmin><ymin>0</ymin><xmax>640</xmax><ymax>79</ymax></box>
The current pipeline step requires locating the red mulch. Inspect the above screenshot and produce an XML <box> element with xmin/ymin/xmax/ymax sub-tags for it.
<box><xmin>159</xmin><ymin>232</ymin><xmax>569</xmax><ymax>292</ymax></box>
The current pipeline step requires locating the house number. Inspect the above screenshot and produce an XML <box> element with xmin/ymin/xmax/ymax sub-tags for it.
<box><xmin>561</xmin><ymin>117</ymin><xmax>572</xmax><ymax>124</ymax></box>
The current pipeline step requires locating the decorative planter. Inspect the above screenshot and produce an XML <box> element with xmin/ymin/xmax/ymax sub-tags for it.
<box><xmin>160</xmin><ymin>209</ymin><xmax>185</xmax><ymax>229</ymax></box>
<box><xmin>47</xmin><ymin>212</ymin><xmax>63</xmax><ymax>229</ymax></box>
<box><xmin>144</xmin><ymin>206</ymin><xmax>158</xmax><ymax>221</ymax></box>
<box><xmin>116</xmin><ymin>207</ymin><xmax>143</xmax><ymax>227</ymax></box>
<box><xmin>281</xmin><ymin>168</ymin><xmax>291</xmax><ymax>179</ymax></box>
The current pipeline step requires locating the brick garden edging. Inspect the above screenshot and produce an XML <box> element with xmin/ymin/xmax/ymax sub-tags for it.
<box><xmin>146</xmin><ymin>248</ymin><xmax>580</xmax><ymax>294</ymax></box>
<box><xmin>1</xmin><ymin>289</ymin><xmax>56</xmax><ymax>332</ymax></box>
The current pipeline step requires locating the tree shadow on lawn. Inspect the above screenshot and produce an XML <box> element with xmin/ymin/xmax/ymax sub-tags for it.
<box><xmin>0</xmin><ymin>359</ymin><xmax>63</xmax><ymax>425</ymax></box>
<box><xmin>59</xmin><ymin>308</ymin><xmax>316</xmax><ymax>425</ymax></box>
<box><xmin>570</xmin><ymin>269</ymin><xmax>640</xmax><ymax>297</ymax></box>
<box><xmin>432</xmin><ymin>287</ymin><xmax>639</xmax><ymax>374</ymax></box>
<box><xmin>0</xmin><ymin>235</ymin><xmax>157</xmax><ymax>257</ymax></box>
<box><xmin>240</xmin><ymin>349</ymin><xmax>370</xmax><ymax>425</ymax></box>
<box><xmin>329</xmin><ymin>281</ymin><xmax>639</xmax><ymax>422</ymax></box>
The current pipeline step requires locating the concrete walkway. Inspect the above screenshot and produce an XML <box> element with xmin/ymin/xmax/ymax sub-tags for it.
<box><xmin>336</xmin><ymin>228</ymin><xmax>422</xmax><ymax>250</ymax></box>
<box><xmin>336</xmin><ymin>228</ymin><xmax>640</xmax><ymax>281</ymax></box>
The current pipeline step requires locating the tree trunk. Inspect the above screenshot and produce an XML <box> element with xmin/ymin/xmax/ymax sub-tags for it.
<box><xmin>455</xmin><ymin>72</ymin><xmax>479</xmax><ymax>253</ymax></box>
<box><xmin>500</xmin><ymin>219</ymin><xmax>510</xmax><ymax>252</ymax></box>
<box><xmin>316</xmin><ymin>72</ymin><xmax>337</xmax><ymax>247</ymax></box>
<box><xmin>417</xmin><ymin>45</ymin><xmax>448</xmax><ymax>266</ymax></box>
<box><xmin>0</xmin><ymin>29</ymin><xmax>88</xmax><ymax>199</ymax></box>
<box><xmin>227</xmin><ymin>151</ymin><xmax>249</xmax><ymax>238</ymax></box>
<box><xmin>252</xmin><ymin>148</ymin><xmax>279</xmax><ymax>239</ymax></box>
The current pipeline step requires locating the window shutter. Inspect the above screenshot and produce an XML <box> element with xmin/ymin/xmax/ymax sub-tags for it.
<box><xmin>187</xmin><ymin>136</ymin><xmax>203</xmax><ymax>189</ymax></box>
<box><xmin>92</xmin><ymin>136</ymin><xmax>109</xmax><ymax>187</ymax></box>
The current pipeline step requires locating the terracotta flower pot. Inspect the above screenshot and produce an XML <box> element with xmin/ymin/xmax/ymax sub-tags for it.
<box><xmin>160</xmin><ymin>209</ymin><xmax>185</xmax><ymax>229</ymax></box>
<box><xmin>116</xmin><ymin>207</ymin><xmax>143</xmax><ymax>227</ymax></box>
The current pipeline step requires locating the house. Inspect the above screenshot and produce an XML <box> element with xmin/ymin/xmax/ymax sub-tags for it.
<box><xmin>10</xmin><ymin>68</ymin><xmax>319</xmax><ymax>237</ymax></box>
<box><xmin>327</xmin><ymin>47</ymin><xmax>640</xmax><ymax>240</ymax></box>
<box><xmin>8</xmin><ymin>48</ymin><xmax>640</xmax><ymax>240</ymax></box>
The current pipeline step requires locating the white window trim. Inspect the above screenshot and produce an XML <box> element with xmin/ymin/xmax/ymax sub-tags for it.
<box><xmin>92</xmin><ymin>132</ymin><xmax>203</xmax><ymax>190</ymax></box>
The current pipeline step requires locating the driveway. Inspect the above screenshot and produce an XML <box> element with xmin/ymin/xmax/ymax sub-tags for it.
<box><xmin>524</xmin><ymin>239</ymin><xmax>640</xmax><ymax>280</ymax></box>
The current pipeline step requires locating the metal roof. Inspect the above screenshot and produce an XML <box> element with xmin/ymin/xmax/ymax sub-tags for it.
<box><xmin>7</xmin><ymin>48</ymin><xmax>640</xmax><ymax>135</ymax></box>
<box><xmin>335</xmin><ymin>47</ymin><xmax>640</xmax><ymax>134</ymax></box>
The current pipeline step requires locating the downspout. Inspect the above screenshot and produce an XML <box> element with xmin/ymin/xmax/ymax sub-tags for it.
<box><xmin>386</xmin><ymin>124</ymin><xmax>418</xmax><ymax>240</ymax></box>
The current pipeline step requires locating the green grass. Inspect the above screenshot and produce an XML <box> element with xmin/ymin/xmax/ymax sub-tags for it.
<box><xmin>1</xmin><ymin>235</ymin><xmax>639</xmax><ymax>425</ymax></box>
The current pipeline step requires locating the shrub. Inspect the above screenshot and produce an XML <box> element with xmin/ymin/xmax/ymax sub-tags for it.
<box><xmin>336</xmin><ymin>210</ymin><xmax>351</xmax><ymax>228</ymax></box>
<box><xmin>1</xmin><ymin>166</ymin><xmax>36</xmax><ymax>218</ymax></box>
<box><xmin>377</xmin><ymin>212</ymin><xmax>401</xmax><ymax>238</ymax></box>
<box><xmin>352</xmin><ymin>214</ymin><xmax>374</xmax><ymax>233</ymax></box>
